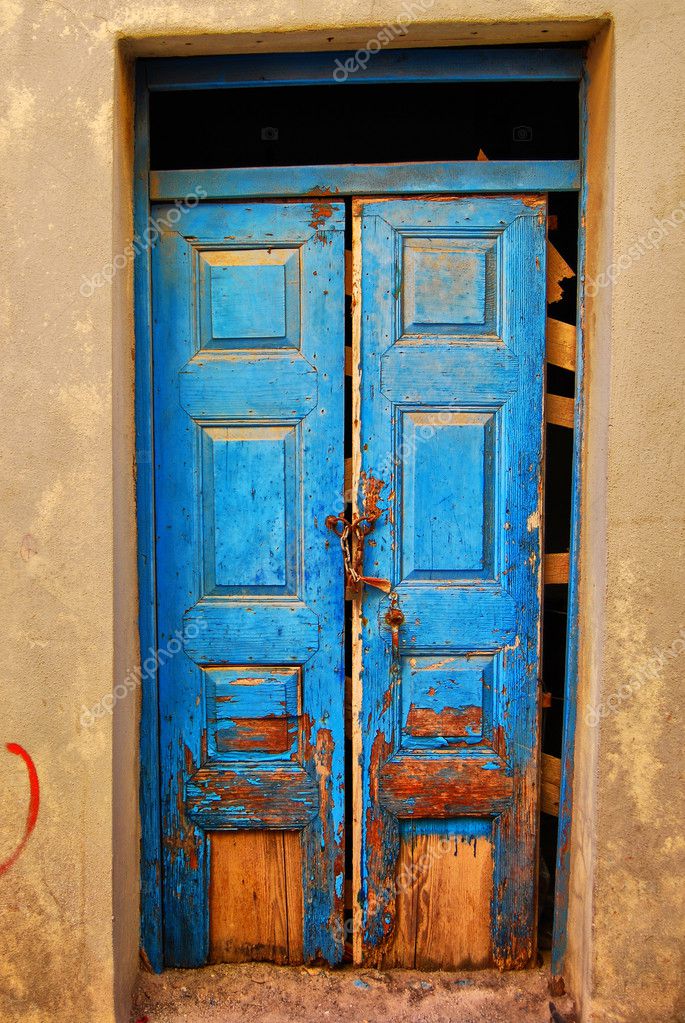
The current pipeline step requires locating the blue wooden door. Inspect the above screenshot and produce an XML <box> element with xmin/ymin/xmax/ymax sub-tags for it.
<box><xmin>151</xmin><ymin>201</ymin><xmax>346</xmax><ymax>966</ymax></box>
<box><xmin>352</xmin><ymin>196</ymin><xmax>546</xmax><ymax>968</ymax></box>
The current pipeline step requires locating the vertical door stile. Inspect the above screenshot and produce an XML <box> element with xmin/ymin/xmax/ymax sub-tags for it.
<box><xmin>350</xmin><ymin>206</ymin><xmax>363</xmax><ymax>965</ymax></box>
<box><xmin>351</xmin><ymin>201</ymin><xmax>401</xmax><ymax>963</ymax></box>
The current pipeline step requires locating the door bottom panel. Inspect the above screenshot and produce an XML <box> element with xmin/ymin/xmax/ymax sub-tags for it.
<box><xmin>382</xmin><ymin>821</ymin><xmax>494</xmax><ymax>970</ymax></box>
<box><xmin>209</xmin><ymin>832</ymin><xmax>304</xmax><ymax>965</ymax></box>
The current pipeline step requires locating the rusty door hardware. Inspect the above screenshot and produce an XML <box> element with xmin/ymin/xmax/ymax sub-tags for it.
<box><xmin>325</xmin><ymin>513</ymin><xmax>391</xmax><ymax>595</ymax></box>
<box><xmin>384</xmin><ymin>592</ymin><xmax>405</xmax><ymax>658</ymax></box>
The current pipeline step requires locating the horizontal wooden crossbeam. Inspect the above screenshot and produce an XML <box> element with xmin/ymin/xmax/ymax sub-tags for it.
<box><xmin>151</xmin><ymin>160</ymin><xmax>581</xmax><ymax>200</ymax></box>
<box><xmin>145</xmin><ymin>47</ymin><xmax>585</xmax><ymax>91</ymax></box>
<box><xmin>381</xmin><ymin>753</ymin><xmax>513</xmax><ymax>817</ymax></box>
<box><xmin>186</xmin><ymin>764</ymin><xmax>318</xmax><ymax>828</ymax></box>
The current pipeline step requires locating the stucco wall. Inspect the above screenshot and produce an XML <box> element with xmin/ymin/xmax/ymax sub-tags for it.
<box><xmin>0</xmin><ymin>4</ymin><xmax>683</xmax><ymax>1022</ymax></box>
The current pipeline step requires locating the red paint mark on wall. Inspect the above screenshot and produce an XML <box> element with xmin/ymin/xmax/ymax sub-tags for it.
<box><xmin>0</xmin><ymin>743</ymin><xmax>40</xmax><ymax>876</ymax></box>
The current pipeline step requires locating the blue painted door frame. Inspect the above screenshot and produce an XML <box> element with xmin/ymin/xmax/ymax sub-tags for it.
<box><xmin>134</xmin><ymin>45</ymin><xmax>587</xmax><ymax>974</ymax></box>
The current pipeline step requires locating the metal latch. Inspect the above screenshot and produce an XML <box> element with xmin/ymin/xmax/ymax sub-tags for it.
<box><xmin>325</xmin><ymin>512</ymin><xmax>391</xmax><ymax>595</ymax></box>
<box><xmin>384</xmin><ymin>592</ymin><xmax>405</xmax><ymax>656</ymax></box>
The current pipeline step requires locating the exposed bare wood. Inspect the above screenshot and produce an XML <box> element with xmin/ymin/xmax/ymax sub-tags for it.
<box><xmin>548</xmin><ymin>214</ymin><xmax>558</xmax><ymax>231</ymax></box>
<box><xmin>209</xmin><ymin>831</ymin><xmax>303</xmax><ymax>964</ymax></box>
<box><xmin>545</xmin><ymin>552</ymin><xmax>570</xmax><ymax>585</ymax></box>
<box><xmin>547</xmin><ymin>317</ymin><xmax>577</xmax><ymax>372</ymax></box>
<box><xmin>541</xmin><ymin>753</ymin><xmax>562</xmax><ymax>817</ymax></box>
<box><xmin>546</xmin><ymin>393</ymin><xmax>575</xmax><ymax>429</ymax></box>
<box><xmin>477</xmin><ymin>148</ymin><xmax>489</xmax><ymax>161</ymax></box>
<box><xmin>345</xmin><ymin>674</ymin><xmax>352</xmax><ymax>736</ymax></box>
<box><xmin>383</xmin><ymin>830</ymin><xmax>493</xmax><ymax>969</ymax></box>
<box><xmin>547</xmin><ymin>241</ymin><xmax>575</xmax><ymax>304</ymax></box>
<box><xmin>345</xmin><ymin>346</ymin><xmax>353</xmax><ymax>378</ymax></box>
<box><xmin>381</xmin><ymin>829</ymin><xmax>416</xmax><ymax>968</ymax></box>
<box><xmin>344</xmin><ymin>457</ymin><xmax>352</xmax><ymax>499</ymax></box>
<box><xmin>282</xmin><ymin>833</ymin><xmax>305</xmax><ymax>961</ymax></box>
<box><xmin>345</xmin><ymin>250</ymin><xmax>352</xmax><ymax>297</ymax></box>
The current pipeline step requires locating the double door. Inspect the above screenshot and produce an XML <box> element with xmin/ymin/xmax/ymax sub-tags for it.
<box><xmin>150</xmin><ymin>194</ymin><xmax>546</xmax><ymax>969</ymax></box>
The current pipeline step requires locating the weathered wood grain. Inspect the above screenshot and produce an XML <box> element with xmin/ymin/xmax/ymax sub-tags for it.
<box><xmin>546</xmin><ymin>394</ymin><xmax>575</xmax><ymax>429</ymax></box>
<box><xmin>152</xmin><ymin>161</ymin><xmax>581</xmax><ymax>201</ymax></box>
<box><xmin>546</xmin><ymin>317</ymin><xmax>577</xmax><ymax>371</ymax></box>
<box><xmin>383</xmin><ymin>824</ymin><xmax>494</xmax><ymax>969</ymax></box>
<box><xmin>541</xmin><ymin>753</ymin><xmax>562</xmax><ymax>817</ymax></box>
<box><xmin>544</xmin><ymin>553</ymin><xmax>570</xmax><ymax>585</ymax></box>
<box><xmin>209</xmin><ymin>831</ymin><xmax>304</xmax><ymax>964</ymax></box>
<box><xmin>546</xmin><ymin>241</ymin><xmax>575</xmax><ymax>304</ymax></box>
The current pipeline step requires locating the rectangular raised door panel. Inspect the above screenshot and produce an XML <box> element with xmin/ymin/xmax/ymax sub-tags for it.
<box><xmin>152</xmin><ymin>201</ymin><xmax>345</xmax><ymax>967</ymax></box>
<box><xmin>352</xmin><ymin>196</ymin><xmax>546</xmax><ymax>969</ymax></box>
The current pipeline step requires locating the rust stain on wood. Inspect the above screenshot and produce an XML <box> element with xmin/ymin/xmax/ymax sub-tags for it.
<box><xmin>360</xmin><ymin>472</ymin><xmax>386</xmax><ymax>521</ymax></box>
<box><xmin>406</xmin><ymin>703</ymin><xmax>483</xmax><ymax>738</ymax></box>
<box><xmin>220</xmin><ymin>716</ymin><xmax>293</xmax><ymax>754</ymax></box>
<box><xmin>364</xmin><ymin>730</ymin><xmax>396</xmax><ymax>957</ymax></box>
<box><xmin>308</xmin><ymin>187</ymin><xmax>338</xmax><ymax>239</ymax></box>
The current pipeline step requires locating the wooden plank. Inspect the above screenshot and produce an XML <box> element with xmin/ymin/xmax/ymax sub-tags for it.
<box><xmin>545</xmin><ymin>553</ymin><xmax>570</xmax><ymax>585</ymax></box>
<box><xmin>180</xmin><ymin>354</ymin><xmax>318</xmax><ymax>420</ymax></box>
<box><xmin>541</xmin><ymin>754</ymin><xmax>562</xmax><ymax>817</ymax></box>
<box><xmin>381</xmin><ymin>755</ymin><xmax>513</xmax><ymax>817</ymax></box>
<box><xmin>383</xmin><ymin>824</ymin><xmax>493</xmax><ymax>969</ymax></box>
<box><xmin>546</xmin><ymin>393</ymin><xmax>575</xmax><ymax>429</ymax></box>
<box><xmin>381</xmin><ymin>829</ymin><xmax>416</xmax><ymax>968</ymax></box>
<box><xmin>390</xmin><ymin>586</ymin><xmax>516</xmax><ymax>651</ymax></box>
<box><xmin>381</xmin><ymin>342</ymin><xmax>517</xmax><ymax>404</ymax></box>
<box><xmin>209</xmin><ymin>831</ymin><xmax>304</xmax><ymax>964</ymax></box>
<box><xmin>145</xmin><ymin>47</ymin><xmax>585</xmax><ymax>91</ymax></box>
<box><xmin>345</xmin><ymin>250</ymin><xmax>352</xmax><ymax>297</ymax></box>
<box><xmin>547</xmin><ymin>240</ymin><xmax>575</xmax><ymax>304</ymax></box>
<box><xmin>547</xmin><ymin>317</ymin><xmax>577</xmax><ymax>371</ymax></box>
<box><xmin>184</xmin><ymin>601</ymin><xmax>319</xmax><ymax>665</ymax></box>
<box><xmin>151</xmin><ymin>161</ymin><xmax>581</xmax><ymax>201</ymax></box>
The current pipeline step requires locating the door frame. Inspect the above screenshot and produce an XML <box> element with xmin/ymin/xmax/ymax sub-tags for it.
<box><xmin>134</xmin><ymin>44</ymin><xmax>589</xmax><ymax>974</ymax></box>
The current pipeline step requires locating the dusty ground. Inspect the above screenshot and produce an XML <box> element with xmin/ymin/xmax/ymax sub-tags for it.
<box><xmin>132</xmin><ymin>960</ymin><xmax>576</xmax><ymax>1023</ymax></box>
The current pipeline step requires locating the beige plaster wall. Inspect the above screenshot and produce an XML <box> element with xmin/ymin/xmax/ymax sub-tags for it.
<box><xmin>0</xmin><ymin>4</ymin><xmax>683</xmax><ymax>1022</ymax></box>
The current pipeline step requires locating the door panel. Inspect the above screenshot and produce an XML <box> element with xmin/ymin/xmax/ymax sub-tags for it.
<box><xmin>352</xmin><ymin>197</ymin><xmax>546</xmax><ymax>968</ymax></box>
<box><xmin>152</xmin><ymin>201</ymin><xmax>346</xmax><ymax>967</ymax></box>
